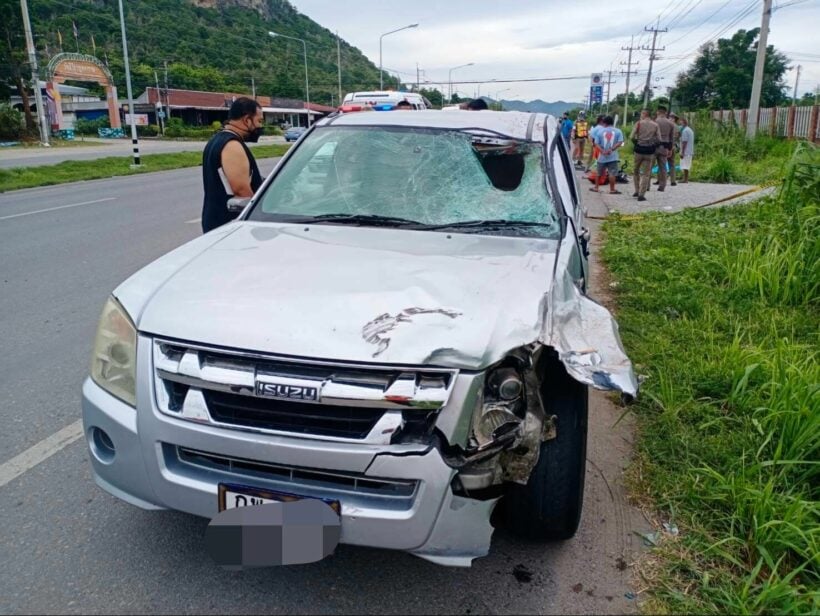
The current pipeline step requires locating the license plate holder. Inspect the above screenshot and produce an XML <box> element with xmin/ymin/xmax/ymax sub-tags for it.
<box><xmin>217</xmin><ymin>482</ymin><xmax>341</xmax><ymax>516</ymax></box>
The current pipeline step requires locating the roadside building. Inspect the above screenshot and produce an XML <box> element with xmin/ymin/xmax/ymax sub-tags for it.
<box><xmin>133</xmin><ymin>87</ymin><xmax>335</xmax><ymax>128</ymax></box>
<box><xmin>11</xmin><ymin>81</ymin><xmax>111</xmax><ymax>130</ymax></box>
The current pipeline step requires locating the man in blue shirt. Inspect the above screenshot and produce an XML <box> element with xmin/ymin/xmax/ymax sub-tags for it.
<box><xmin>589</xmin><ymin>115</ymin><xmax>624</xmax><ymax>194</ymax></box>
<box><xmin>560</xmin><ymin>113</ymin><xmax>573</xmax><ymax>148</ymax></box>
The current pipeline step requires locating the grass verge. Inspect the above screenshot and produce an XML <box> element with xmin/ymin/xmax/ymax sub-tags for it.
<box><xmin>602</xmin><ymin>143</ymin><xmax>819</xmax><ymax>613</ymax></box>
<box><xmin>0</xmin><ymin>143</ymin><xmax>290</xmax><ymax>192</ymax></box>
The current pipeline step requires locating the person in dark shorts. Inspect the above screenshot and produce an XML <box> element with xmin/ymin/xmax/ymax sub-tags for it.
<box><xmin>201</xmin><ymin>97</ymin><xmax>264</xmax><ymax>233</ymax></box>
<box><xmin>589</xmin><ymin>115</ymin><xmax>624</xmax><ymax>194</ymax></box>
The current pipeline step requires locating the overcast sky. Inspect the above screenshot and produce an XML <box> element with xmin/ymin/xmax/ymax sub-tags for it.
<box><xmin>291</xmin><ymin>0</ymin><xmax>819</xmax><ymax>103</ymax></box>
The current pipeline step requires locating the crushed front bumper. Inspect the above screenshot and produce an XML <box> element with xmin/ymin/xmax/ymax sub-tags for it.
<box><xmin>80</xmin><ymin>338</ymin><xmax>497</xmax><ymax>567</ymax></box>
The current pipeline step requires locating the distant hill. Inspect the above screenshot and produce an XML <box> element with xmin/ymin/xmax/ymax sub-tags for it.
<box><xmin>25</xmin><ymin>0</ymin><xmax>395</xmax><ymax>107</ymax></box>
<box><xmin>485</xmin><ymin>98</ymin><xmax>582</xmax><ymax>115</ymax></box>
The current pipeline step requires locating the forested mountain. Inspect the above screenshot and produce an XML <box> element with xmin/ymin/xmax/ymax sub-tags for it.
<box><xmin>19</xmin><ymin>0</ymin><xmax>399</xmax><ymax>105</ymax></box>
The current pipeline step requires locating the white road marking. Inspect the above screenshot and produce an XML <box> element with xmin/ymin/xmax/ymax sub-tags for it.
<box><xmin>0</xmin><ymin>420</ymin><xmax>83</xmax><ymax>488</ymax></box>
<box><xmin>185</xmin><ymin>217</ymin><xmax>200</xmax><ymax>224</ymax></box>
<box><xmin>0</xmin><ymin>197</ymin><xmax>116</xmax><ymax>221</ymax></box>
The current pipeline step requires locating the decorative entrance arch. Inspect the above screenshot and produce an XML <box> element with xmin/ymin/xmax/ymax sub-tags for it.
<box><xmin>45</xmin><ymin>53</ymin><xmax>121</xmax><ymax>131</ymax></box>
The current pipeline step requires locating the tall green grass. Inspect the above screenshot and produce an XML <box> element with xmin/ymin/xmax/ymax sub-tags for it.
<box><xmin>621</xmin><ymin>112</ymin><xmax>798</xmax><ymax>185</ymax></box>
<box><xmin>685</xmin><ymin>112</ymin><xmax>797</xmax><ymax>185</ymax></box>
<box><xmin>603</xmin><ymin>143</ymin><xmax>819</xmax><ymax>613</ymax></box>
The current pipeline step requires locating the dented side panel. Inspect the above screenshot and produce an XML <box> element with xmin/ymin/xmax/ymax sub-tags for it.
<box><xmin>543</xmin><ymin>234</ymin><xmax>639</xmax><ymax>397</ymax></box>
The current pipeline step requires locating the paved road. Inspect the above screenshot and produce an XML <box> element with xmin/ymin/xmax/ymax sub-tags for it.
<box><xmin>0</xmin><ymin>136</ymin><xmax>286</xmax><ymax>169</ymax></box>
<box><xmin>0</xmin><ymin>165</ymin><xmax>647</xmax><ymax>614</ymax></box>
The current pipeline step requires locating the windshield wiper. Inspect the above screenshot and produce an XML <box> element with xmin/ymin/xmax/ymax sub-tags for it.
<box><xmin>289</xmin><ymin>213</ymin><xmax>424</xmax><ymax>227</ymax></box>
<box><xmin>425</xmin><ymin>219</ymin><xmax>555</xmax><ymax>232</ymax></box>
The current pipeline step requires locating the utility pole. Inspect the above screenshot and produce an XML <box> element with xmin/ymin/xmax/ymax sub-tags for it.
<box><xmin>19</xmin><ymin>0</ymin><xmax>50</xmax><ymax>146</ymax></box>
<box><xmin>416</xmin><ymin>63</ymin><xmax>420</xmax><ymax>92</ymax></box>
<box><xmin>117</xmin><ymin>0</ymin><xmax>140</xmax><ymax>166</ymax></box>
<box><xmin>163</xmin><ymin>60</ymin><xmax>171</xmax><ymax>124</ymax></box>
<box><xmin>747</xmin><ymin>0</ymin><xmax>773</xmax><ymax>138</ymax></box>
<box><xmin>620</xmin><ymin>36</ymin><xmax>639</xmax><ymax>126</ymax></box>
<box><xmin>336</xmin><ymin>31</ymin><xmax>342</xmax><ymax>104</ymax></box>
<box><xmin>251</xmin><ymin>76</ymin><xmax>256</xmax><ymax>99</ymax></box>
<box><xmin>792</xmin><ymin>64</ymin><xmax>801</xmax><ymax>105</ymax></box>
<box><xmin>641</xmin><ymin>21</ymin><xmax>667</xmax><ymax>109</ymax></box>
<box><xmin>153</xmin><ymin>70</ymin><xmax>164</xmax><ymax>135</ymax></box>
<box><xmin>604</xmin><ymin>64</ymin><xmax>616</xmax><ymax>113</ymax></box>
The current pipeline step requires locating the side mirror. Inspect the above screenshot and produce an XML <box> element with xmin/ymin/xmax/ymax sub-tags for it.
<box><xmin>227</xmin><ymin>197</ymin><xmax>251</xmax><ymax>214</ymax></box>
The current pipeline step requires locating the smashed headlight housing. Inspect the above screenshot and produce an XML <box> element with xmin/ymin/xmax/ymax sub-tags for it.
<box><xmin>473</xmin><ymin>364</ymin><xmax>526</xmax><ymax>447</ymax></box>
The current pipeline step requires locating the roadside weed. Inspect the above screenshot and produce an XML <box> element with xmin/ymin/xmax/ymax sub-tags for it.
<box><xmin>602</xmin><ymin>144</ymin><xmax>819</xmax><ymax>612</ymax></box>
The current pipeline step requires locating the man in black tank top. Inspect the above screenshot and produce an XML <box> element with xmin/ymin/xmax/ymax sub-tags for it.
<box><xmin>201</xmin><ymin>97</ymin><xmax>264</xmax><ymax>233</ymax></box>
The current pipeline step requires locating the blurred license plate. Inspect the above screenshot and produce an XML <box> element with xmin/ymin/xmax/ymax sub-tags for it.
<box><xmin>218</xmin><ymin>483</ymin><xmax>340</xmax><ymax>515</ymax></box>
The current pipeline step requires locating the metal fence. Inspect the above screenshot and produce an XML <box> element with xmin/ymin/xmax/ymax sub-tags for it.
<box><xmin>704</xmin><ymin>105</ymin><xmax>819</xmax><ymax>141</ymax></box>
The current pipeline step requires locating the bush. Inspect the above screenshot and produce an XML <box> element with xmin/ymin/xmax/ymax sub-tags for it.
<box><xmin>702</xmin><ymin>152</ymin><xmax>740</xmax><ymax>183</ymax></box>
<box><xmin>263</xmin><ymin>124</ymin><xmax>283</xmax><ymax>136</ymax></box>
<box><xmin>75</xmin><ymin>116</ymin><xmax>110</xmax><ymax>135</ymax></box>
<box><xmin>137</xmin><ymin>124</ymin><xmax>159</xmax><ymax>137</ymax></box>
<box><xmin>0</xmin><ymin>104</ymin><xmax>24</xmax><ymax>140</ymax></box>
<box><xmin>164</xmin><ymin>117</ymin><xmax>215</xmax><ymax>139</ymax></box>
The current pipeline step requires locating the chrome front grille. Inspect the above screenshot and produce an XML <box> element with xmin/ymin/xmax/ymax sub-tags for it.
<box><xmin>153</xmin><ymin>339</ymin><xmax>457</xmax><ymax>443</ymax></box>
<box><xmin>169</xmin><ymin>445</ymin><xmax>418</xmax><ymax>510</ymax></box>
<box><xmin>203</xmin><ymin>390</ymin><xmax>384</xmax><ymax>439</ymax></box>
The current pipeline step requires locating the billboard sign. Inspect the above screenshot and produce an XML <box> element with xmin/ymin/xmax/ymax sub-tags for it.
<box><xmin>124</xmin><ymin>113</ymin><xmax>149</xmax><ymax>126</ymax></box>
<box><xmin>590</xmin><ymin>85</ymin><xmax>603</xmax><ymax>104</ymax></box>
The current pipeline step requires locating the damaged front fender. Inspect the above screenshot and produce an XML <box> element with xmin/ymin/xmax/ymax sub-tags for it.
<box><xmin>543</xmin><ymin>237</ymin><xmax>639</xmax><ymax>398</ymax></box>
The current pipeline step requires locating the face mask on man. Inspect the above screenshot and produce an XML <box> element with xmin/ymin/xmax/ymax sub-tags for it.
<box><xmin>244</xmin><ymin>118</ymin><xmax>263</xmax><ymax>143</ymax></box>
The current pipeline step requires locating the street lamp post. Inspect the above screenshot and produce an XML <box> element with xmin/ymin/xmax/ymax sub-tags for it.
<box><xmin>269</xmin><ymin>31</ymin><xmax>311</xmax><ymax>127</ymax></box>
<box><xmin>448</xmin><ymin>62</ymin><xmax>474</xmax><ymax>104</ymax></box>
<box><xmin>495</xmin><ymin>88</ymin><xmax>511</xmax><ymax>111</ymax></box>
<box><xmin>379</xmin><ymin>24</ymin><xmax>418</xmax><ymax>90</ymax></box>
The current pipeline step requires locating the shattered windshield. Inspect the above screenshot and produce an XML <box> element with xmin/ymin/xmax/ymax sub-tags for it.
<box><xmin>250</xmin><ymin>126</ymin><xmax>560</xmax><ymax>238</ymax></box>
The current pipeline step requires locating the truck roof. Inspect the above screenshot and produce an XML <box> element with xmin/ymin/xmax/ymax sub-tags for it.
<box><xmin>316</xmin><ymin>109</ymin><xmax>555</xmax><ymax>142</ymax></box>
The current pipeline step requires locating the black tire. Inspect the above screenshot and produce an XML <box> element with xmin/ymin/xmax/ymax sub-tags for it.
<box><xmin>503</xmin><ymin>362</ymin><xmax>589</xmax><ymax>541</ymax></box>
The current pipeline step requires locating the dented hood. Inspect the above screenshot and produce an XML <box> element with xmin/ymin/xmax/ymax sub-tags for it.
<box><xmin>128</xmin><ymin>222</ymin><xmax>560</xmax><ymax>370</ymax></box>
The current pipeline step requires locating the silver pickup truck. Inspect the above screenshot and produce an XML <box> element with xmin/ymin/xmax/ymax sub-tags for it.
<box><xmin>82</xmin><ymin>110</ymin><xmax>637</xmax><ymax>566</ymax></box>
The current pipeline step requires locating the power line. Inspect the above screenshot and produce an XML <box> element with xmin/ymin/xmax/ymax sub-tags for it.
<box><xmin>641</xmin><ymin>21</ymin><xmax>667</xmax><ymax>107</ymax></box>
<box><xmin>620</xmin><ymin>36</ymin><xmax>639</xmax><ymax>122</ymax></box>
<box><xmin>654</xmin><ymin>0</ymin><xmax>759</xmax><ymax>77</ymax></box>
<box><xmin>667</xmin><ymin>0</ymin><xmax>705</xmax><ymax>29</ymax></box>
<box><xmin>657</xmin><ymin>0</ymin><xmax>688</xmax><ymax>25</ymax></box>
<box><xmin>664</xmin><ymin>0</ymin><xmax>735</xmax><ymax>48</ymax></box>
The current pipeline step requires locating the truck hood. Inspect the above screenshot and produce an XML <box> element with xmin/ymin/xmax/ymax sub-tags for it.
<box><xmin>119</xmin><ymin>222</ymin><xmax>560</xmax><ymax>370</ymax></box>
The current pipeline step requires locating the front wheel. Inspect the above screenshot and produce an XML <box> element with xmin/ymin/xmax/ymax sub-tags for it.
<box><xmin>502</xmin><ymin>364</ymin><xmax>588</xmax><ymax>541</ymax></box>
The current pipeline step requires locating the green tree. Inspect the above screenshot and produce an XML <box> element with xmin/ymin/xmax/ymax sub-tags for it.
<box><xmin>0</xmin><ymin>3</ymin><xmax>35</xmax><ymax>132</ymax></box>
<box><xmin>673</xmin><ymin>28</ymin><xmax>789</xmax><ymax>110</ymax></box>
<box><xmin>27</xmin><ymin>0</ymin><xmax>393</xmax><ymax>103</ymax></box>
<box><xmin>795</xmin><ymin>91</ymin><xmax>816</xmax><ymax>106</ymax></box>
<box><xmin>419</xmin><ymin>87</ymin><xmax>443</xmax><ymax>108</ymax></box>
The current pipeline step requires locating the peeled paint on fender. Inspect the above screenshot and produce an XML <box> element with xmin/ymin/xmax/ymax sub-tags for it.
<box><xmin>205</xmin><ymin>500</ymin><xmax>341</xmax><ymax>568</ymax></box>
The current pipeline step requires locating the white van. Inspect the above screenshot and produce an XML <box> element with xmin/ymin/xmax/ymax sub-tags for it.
<box><xmin>342</xmin><ymin>91</ymin><xmax>431</xmax><ymax>110</ymax></box>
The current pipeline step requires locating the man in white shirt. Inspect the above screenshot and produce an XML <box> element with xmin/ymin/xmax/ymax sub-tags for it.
<box><xmin>677</xmin><ymin>116</ymin><xmax>695</xmax><ymax>183</ymax></box>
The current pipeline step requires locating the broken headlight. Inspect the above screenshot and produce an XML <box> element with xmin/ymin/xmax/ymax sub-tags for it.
<box><xmin>90</xmin><ymin>296</ymin><xmax>137</xmax><ymax>407</ymax></box>
<box><xmin>473</xmin><ymin>364</ymin><xmax>526</xmax><ymax>446</ymax></box>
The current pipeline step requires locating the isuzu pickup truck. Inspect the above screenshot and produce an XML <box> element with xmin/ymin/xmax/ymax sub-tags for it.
<box><xmin>82</xmin><ymin>110</ymin><xmax>637</xmax><ymax>566</ymax></box>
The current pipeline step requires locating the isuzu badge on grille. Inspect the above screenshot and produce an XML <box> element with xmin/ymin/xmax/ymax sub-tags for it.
<box><xmin>255</xmin><ymin>380</ymin><xmax>320</xmax><ymax>401</ymax></box>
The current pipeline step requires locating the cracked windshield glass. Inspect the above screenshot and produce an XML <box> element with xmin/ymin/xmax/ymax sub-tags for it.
<box><xmin>252</xmin><ymin>127</ymin><xmax>560</xmax><ymax>237</ymax></box>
